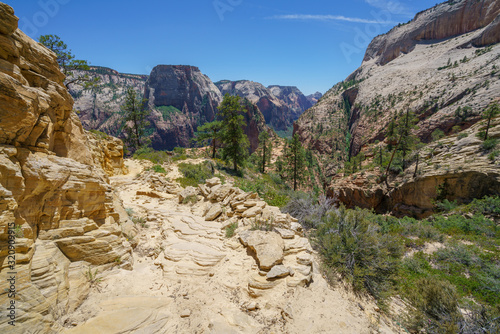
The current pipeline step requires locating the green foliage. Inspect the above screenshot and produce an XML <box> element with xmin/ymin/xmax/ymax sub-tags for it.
<box><xmin>225</xmin><ymin>222</ymin><xmax>239</xmax><ymax>238</ymax></box>
<box><xmin>38</xmin><ymin>34</ymin><xmax>99</xmax><ymax>89</ymax></box>
<box><xmin>157</xmin><ymin>105</ymin><xmax>181</xmax><ymax>121</ymax></box>
<box><xmin>482</xmin><ymin>102</ymin><xmax>500</xmax><ymax>140</ymax></box>
<box><xmin>234</xmin><ymin>173</ymin><xmax>290</xmax><ymax>208</ymax></box>
<box><xmin>84</xmin><ymin>266</ymin><xmax>102</xmax><ymax>286</ymax></box>
<box><xmin>14</xmin><ymin>225</ymin><xmax>24</xmax><ymax>238</ymax></box>
<box><xmin>435</xmin><ymin>199</ymin><xmax>458</xmax><ymax>212</ymax></box>
<box><xmin>282</xmin><ymin>134</ymin><xmax>307</xmax><ymax>191</ymax></box>
<box><xmin>133</xmin><ymin>147</ymin><xmax>170</xmax><ymax>164</ymax></box>
<box><xmin>217</xmin><ymin>94</ymin><xmax>250</xmax><ymax>171</ymax></box>
<box><xmin>120</xmin><ymin>87</ymin><xmax>151</xmax><ymax>151</ymax></box>
<box><xmin>194</xmin><ymin>120</ymin><xmax>222</xmax><ymax>158</ymax></box>
<box><xmin>257</xmin><ymin>131</ymin><xmax>272</xmax><ymax>173</ymax></box>
<box><xmin>89</xmin><ymin>129</ymin><xmax>109</xmax><ymax>139</ymax></box>
<box><xmin>176</xmin><ymin>162</ymin><xmax>214</xmax><ymax>187</ymax></box>
<box><xmin>150</xmin><ymin>165</ymin><xmax>167</xmax><ymax>174</ymax></box>
<box><xmin>182</xmin><ymin>195</ymin><xmax>198</xmax><ymax>205</ymax></box>
<box><xmin>431</xmin><ymin>129</ymin><xmax>445</xmax><ymax>141</ymax></box>
<box><xmin>470</xmin><ymin>196</ymin><xmax>500</xmax><ymax>215</ymax></box>
<box><xmin>482</xmin><ymin>138</ymin><xmax>498</xmax><ymax>151</ymax></box>
<box><xmin>313</xmin><ymin>206</ymin><xmax>403</xmax><ymax>299</ymax></box>
<box><xmin>488</xmin><ymin>150</ymin><xmax>499</xmax><ymax>161</ymax></box>
<box><xmin>275</xmin><ymin>126</ymin><xmax>293</xmax><ymax>139</ymax></box>
<box><xmin>457</xmin><ymin>132</ymin><xmax>468</xmax><ymax>140</ymax></box>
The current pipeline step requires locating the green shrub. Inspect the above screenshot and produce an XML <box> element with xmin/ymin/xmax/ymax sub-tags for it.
<box><xmin>488</xmin><ymin>150</ymin><xmax>499</xmax><ymax>161</ymax></box>
<box><xmin>431</xmin><ymin>214</ymin><xmax>497</xmax><ymax>237</ymax></box>
<box><xmin>89</xmin><ymin>129</ymin><xmax>109</xmax><ymax>139</ymax></box>
<box><xmin>225</xmin><ymin>222</ymin><xmax>238</xmax><ymax>238</ymax></box>
<box><xmin>431</xmin><ymin>129</ymin><xmax>445</xmax><ymax>141</ymax></box>
<box><xmin>150</xmin><ymin>165</ymin><xmax>167</xmax><ymax>174</ymax></box>
<box><xmin>405</xmin><ymin>277</ymin><xmax>461</xmax><ymax>334</ymax></box>
<box><xmin>182</xmin><ymin>195</ymin><xmax>198</xmax><ymax>205</ymax></box>
<box><xmin>482</xmin><ymin>138</ymin><xmax>498</xmax><ymax>151</ymax></box>
<box><xmin>470</xmin><ymin>196</ymin><xmax>500</xmax><ymax>215</ymax></box>
<box><xmin>435</xmin><ymin>199</ymin><xmax>458</xmax><ymax>212</ymax></box>
<box><xmin>176</xmin><ymin>162</ymin><xmax>214</xmax><ymax>187</ymax></box>
<box><xmin>457</xmin><ymin>132</ymin><xmax>468</xmax><ymax>140</ymax></box>
<box><xmin>313</xmin><ymin>206</ymin><xmax>403</xmax><ymax>299</ymax></box>
<box><xmin>133</xmin><ymin>147</ymin><xmax>171</xmax><ymax>164</ymax></box>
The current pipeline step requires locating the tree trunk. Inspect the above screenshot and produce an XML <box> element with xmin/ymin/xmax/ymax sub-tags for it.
<box><xmin>262</xmin><ymin>138</ymin><xmax>266</xmax><ymax>173</ymax></box>
<box><xmin>485</xmin><ymin>117</ymin><xmax>491</xmax><ymax>140</ymax></box>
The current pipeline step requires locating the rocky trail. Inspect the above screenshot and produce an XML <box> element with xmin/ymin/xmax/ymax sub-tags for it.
<box><xmin>61</xmin><ymin>159</ymin><xmax>398</xmax><ymax>333</ymax></box>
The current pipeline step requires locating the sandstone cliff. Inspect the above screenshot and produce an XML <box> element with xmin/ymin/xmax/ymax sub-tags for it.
<box><xmin>306</xmin><ymin>91</ymin><xmax>323</xmax><ymax>105</ymax></box>
<box><xmin>216</xmin><ymin>80</ymin><xmax>295</xmax><ymax>131</ymax></box>
<box><xmin>144</xmin><ymin>65</ymin><xmax>223</xmax><ymax>150</ymax></box>
<box><xmin>0</xmin><ymin>4</ymin><xmax>133</xmax><ymax>332</ymax></box>
<box><xmin>296</xmin><ymin>0</ymin><xmax>500</xmax><ymax>179</ymax></box>
<box><xmin>69</xmin><ymin>66</ymin><xmax>147</xmax><ymax>136</ymax></box>
<box><xmin>268</xmin><ymin>85</ymin><xmax>313</xmax><ymax>121</ymax></box>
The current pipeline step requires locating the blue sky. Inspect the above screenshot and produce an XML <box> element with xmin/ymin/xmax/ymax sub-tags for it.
<box><xmin>6</xmin><ymin>0</ymin><xmax>438</xmax><ymax>95</ymax></box>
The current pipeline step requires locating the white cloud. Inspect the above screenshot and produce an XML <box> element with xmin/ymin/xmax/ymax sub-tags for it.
<box><xmin>269</xmin><ymin>14</ymin><xmax>394</xmax><ymax>24</ymax></box>
<box><xmin>364</xmin><ymin>0</ymin><xmax>412</xmax><ymax>16</ymax></box>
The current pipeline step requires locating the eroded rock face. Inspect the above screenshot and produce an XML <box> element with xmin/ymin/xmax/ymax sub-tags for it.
<box><xmin>86</xmin><ymin>130</ymin><xmax>127</xmax><ymax>176</ymax></box>
<box><xmin>0</xmin><ymin>4</ymin><xmax>132</xmax><ymax>332</ymax></box>
<box><xmin>144</xmin><ymin>65</ymin><xmax>223</xmax><ymax>150</ymax></box>
<box><xmin>364</xmin><ymin>0</ymin><xmax>500</xmax><ymax>66</ymax></box>
<box><xmin>216</xmin><ymin>80</ymin><xmax>293</xmax><ymax>131</ymax></box>
<box><xmin>295</xmin><ymin>0</ymin><xmax>500</xmax><ymax>186</ymax></box>
<box><xmin>268</xmin><ymin>85</ymin><xmax>312</xmax><ymax>121</ymax></box>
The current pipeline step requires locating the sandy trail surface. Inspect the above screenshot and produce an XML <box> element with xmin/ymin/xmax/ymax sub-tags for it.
<box><xmin>62</xmin><ymin>159</ymin><xmax>399</xmax><ymax>334</ymax></box>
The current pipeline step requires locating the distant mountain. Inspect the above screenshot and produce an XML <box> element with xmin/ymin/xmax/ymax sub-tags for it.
<box><xmin>306</xmin><ymin>92</ymin><xmax>322</xmax><ymax>105</ymax></box>
<box><xmin>268</xmin><ymin>85</ymin><xmax>313</xmax><ymax>121</ymax></box>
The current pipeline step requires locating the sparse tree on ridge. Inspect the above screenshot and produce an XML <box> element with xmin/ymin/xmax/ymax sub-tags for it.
<box><xmin>482</xmin><ymin>101</ymin><xmax>499</xmax><ymax>140</ymax></box>
<box><xmin>121</xmin><ymin>87</ymin><xmax>150</xmax><ymax>151</ymax></box>
<box><xmin>38</xmin><ymin>34</ymin><xmax>99</xmax><ymax>89</ymax></box>
<box><xmin>194</xmin><ymin>120</ymin><xmax>222</xmax><ymax>159</ymax></box>
<box><xmin>218</xmin><ymin>94</ymin><xmax>249</xmax><ymax>172</ymax></box>
<box><xmin>284</xmin><ymin>134</ymin><xmax>306</xmax><ymax>191</ymax></box>
<box><xmin>257</xmin><ymin>131</ymin><xmax>272</xmax><ymax>173</ymax></box>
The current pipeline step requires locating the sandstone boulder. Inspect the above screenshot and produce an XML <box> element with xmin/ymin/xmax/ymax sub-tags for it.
<box><xmin>239</xmin><ymin>230</ymin><xmax>284</xmax><ymax>270</ymax></box>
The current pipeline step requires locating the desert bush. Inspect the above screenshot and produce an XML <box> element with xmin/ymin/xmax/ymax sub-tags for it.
<box><xmin>405</xmin><ymin>277</ymin><xmax>461</xmax><ymax>334</ymax></box>
<box><xmin>281</xmin><ymin>192</ymin><xmax>334</xmax><ymax>228</ymax></box>
<box><xmin>133</xmin><ymin>147</ymin><xmax>171</xmax><ymax>164</ymax></box>
<box><xmin>225</xmin><ymin>222</ymin><xmax>238</xmax><ymax>238</ymax></box>
<box><xmin>313</xmin><ymin>206</ymin><xmax>403</xmax><ymax>299</ymax></box>
<box><xmin>457</xmin><ymin>132</ymin><xmax>468</xmax><ymax>140</ymax></box>
<box><xmin>482</xmin><ymin>138</ymin><xmax>498</xmax><ymax>151</ymax></box>
<box><xmin>176</xmin><ymin>162</ymin><xmax>214</xmax><ymax>187</ymax></box>
<box><xmin>150</xmin><ymin>165</ymin><xmax>167</xmax><ymax>174</ymax></box>
<box><xmin>471</xmin><ymin>196</ymin><xmax>500</xmax><ymax>215</ymax></box>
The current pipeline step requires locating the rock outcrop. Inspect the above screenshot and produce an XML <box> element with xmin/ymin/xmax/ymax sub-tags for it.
<box><xmin>144</xmin><ymin>65</ymin><xmax>223</xmax><ymax>150</ymax></box>
<box><xmin>364</xmin><ymin>0</ymin><xmax>500</xmax><ymax>66</ymax></box>
<box><xmin>216</xmin><ymin>80</ymin><xmax>295</xmax><ymax>131</ymax></box>
<box><xmin>268</xmin><ymin>85</ymin><xmax>313</xmax><ymax>121</ymax></box>
<box><xmin>306</xmin><ymin>91</ymin><xmax>323</xmax><ymax>105</ymax></box>
<box><xmin>0</xmin><ymin>4</ymin><xmax>132</xmax><ymax>333</ymax></box>
<box><xmin>69</xmin><ymin>66</ymin><xmax>147</xmax><ymax>136</ymax></box>
<box><xmin>329</xmin><ymin>117</ymin><xmax>500</xmax><ymax>218</ymax></box>
<box><xmin>86</xmin><ymin>130</ymin><xmax>128</xmax><ymax>176</ymax></box>
<box><xmin>295</xmin><ymin>0</ymin><xmax>500</xmax><ymax>195</ymax></box>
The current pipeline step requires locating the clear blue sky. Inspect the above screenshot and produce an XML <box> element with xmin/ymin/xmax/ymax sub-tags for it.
<box><xmin>6</xmin><ymin>0</ymin><xmax>438</xmax><ymax>95</ymax></box>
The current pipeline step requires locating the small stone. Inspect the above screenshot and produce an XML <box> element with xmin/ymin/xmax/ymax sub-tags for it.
<box><xmin>205</xmin><ymin>203</ymin><xmax>222</xmax><ymax>221</ymax></box>
<box><xmin>274</xmin><ymin>227</ymin><xmax>295</xmax><ymax>239</ymax></box>
<box><xmin>243</xmin><ymin>201</ymin><xmax>257</xmax><ymax>207</ymax></box>
<box><xmin>246</xmin><ymin>302</ymin><xmax>258</xmax><ymax>311</ymax></box>
<box><xmin>296</xmin><ymin>252</ymin><xmax>313</xmax><ymax>266</ymax></box>
<box><xmin>180</xmin><ymin>309</ymin><xmax>191</xmax><ymax>318</ymax></box>
<box><xmin>266</xmin><ymin>265</ymin><xmax>290</xmax><ymax>279</ymax></box>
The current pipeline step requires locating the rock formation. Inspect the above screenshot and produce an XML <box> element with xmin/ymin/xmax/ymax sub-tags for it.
<box><xmin>268</xmin><ymin>85</ymin><xmax>313</xmax><ymax>121</ymax></box>
<box><xmin>306</xmin><ymin>91</ymin><xmax>323</xmax><ymax>105</ymax></box>
<box><xmin>295</xmin><ymin>0</ymin><xmax>500</xmax><ymax>210</ymax></box>
<box><xmin>216</xmin><ymin>80</ymin><xmax>295</xmax><ymax>131</ymax></box>
<box><xmin>144</xmin><ymin>65</ymin><xmax>223</xmax><ymax>150</ymax></box>
<box><xmin>0</xmin><ymin>4</ymin><xmax>133</xmax><ymax>332</ymax></box>
<box><xmin>69</xmin><ymin>66</ymin><xmax>147</xmax><ymax>136</ymax></box>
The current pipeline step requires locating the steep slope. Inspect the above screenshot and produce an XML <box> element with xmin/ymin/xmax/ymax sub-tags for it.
<box><xmin>268</xmin><ymin>85</ymin><xmax>313</xmax><ymax>121</ymax></box>
<box><xmin>143</xmin><ymin>65</ymin><xmax>223</xmax><ymax>150</ymax></box>
<box><xmin>296</xmin><ymin>0</ymin><xmax>500</xmax><ymax>180</ymax></box>
<box><xmin>216</xmin><ymin>80</ymin><xmax>294</xmax><ymax>131</ymax></box>
<box><xmin>0</xmin><ymin>4</ymin><xmax>134</xmax><ymax>333</ymax></box>
<box><xmin>69</xmin><ymin>66</ymin><xmax>147</xmax><ymax>135</ymax></box>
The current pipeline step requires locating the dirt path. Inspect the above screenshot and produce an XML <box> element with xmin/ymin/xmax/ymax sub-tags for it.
<box><xmin>62</xmin><ymin>159</ymin><xmax>400</xmax><ymax>334</ymax></box>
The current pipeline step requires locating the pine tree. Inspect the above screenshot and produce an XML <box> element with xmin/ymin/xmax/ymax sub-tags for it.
<box><xmin>195</xmin><ymin>120</ymin><xmax>222</xmax><ymax>158</ymax></box>
<box><xmin>482</xmin><ymin>101</ymin><xmax>499</xmax><ymax>140</ymax></box>
<box><xmin>218</xmin><ymin>94</ymin><xmax>249</xmax><ymax>171</ymax></box>
<box><xmin>38</xmin><ymin>34</ymin><xmax>99</xmax><ymax>89</ymax></box>
<box><xmin>257</xmin><ymin>131</ymin><xmax>272</xmax><ymax>173</ymax></box>
<box><xmin>284</xmin><ymin>134</ymin><xmax>306</xmax><ymax>191</ymax></box>
<box><xmin>121</xmin><ymin>87</ymin><xmax>150</xmax><ymax>151</ymax></box>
